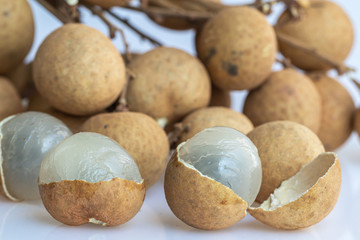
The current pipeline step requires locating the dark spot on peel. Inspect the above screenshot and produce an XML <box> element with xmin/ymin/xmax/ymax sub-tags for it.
<box><xmin>220</xmin><ymin>200</ymin><xmax>227</xmax><ymax>205</ymax></box>
<box><xmin>222</xmin><ymin>62</ymin><xmax>238</xmax><ymax>76</ymax></box>
<box><xmin>3</xmin><ymin>11</ymin><xmax>10</xmax><ymax>17</ymax></box>
<box><xmin>204</xmin><ymin>48</ymin><xmax>217</xmax><ymax>64</ymax></box>
<box><xmin>104</xmin><ymin>124</ymin><xmax>109</xmax><ymax>129</ymax></box>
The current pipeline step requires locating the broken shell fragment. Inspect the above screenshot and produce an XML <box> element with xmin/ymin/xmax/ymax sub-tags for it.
<box><xmin>248</xmin><ymin>152</ymin><xmax>341</xmax><ymax>230</ymax></box>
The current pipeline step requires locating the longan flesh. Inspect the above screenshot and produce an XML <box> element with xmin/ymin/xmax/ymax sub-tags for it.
<box><xmin>1</xmin><ymin>112</ymin><xmax>72</xmax><ymax>200</ymax></box>
<box><xmin>179</xmin><ymin>127</ymin><xmax>262</xmax><ymax>205</ymax></box>
<box><xmin>39</xmin><ymin>132</ymin><xmax>142</xmax><ymax>185</ymax></box>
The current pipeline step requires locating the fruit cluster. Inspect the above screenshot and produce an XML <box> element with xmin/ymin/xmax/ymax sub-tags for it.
<box><xmin>0</xmin><ymin>0</ymin><xmax>357</xmax><ymax>231</ymax></box>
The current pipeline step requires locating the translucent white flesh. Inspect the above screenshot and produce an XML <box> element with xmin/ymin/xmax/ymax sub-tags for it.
<box><xmin>260</xmin><ymin>153</ymin><xmax>336</xmax><ymax>211</ymax></box>
<box><xmin>39</xmin><ymin>132</ymin><xmax>142</xmax><ymax>184</ymax></box>
<box><xmin>179</xmin><ymin>126</ymin><xmax>262</xmax><ymax>205</ymax></box>
<box><xmin>0</xmin><ymin>112</ymin><xmax>72</xmax><ymax>200</ymax></box>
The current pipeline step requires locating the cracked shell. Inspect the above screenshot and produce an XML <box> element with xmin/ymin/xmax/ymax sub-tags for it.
<box><xmin>165</xmin><ymin>127</ymin><xmax>262</xmax><ymax>230</ymax></box>
<box><xmin>38</xmin><ymin>132</ymin><xmax>145</xmax><ymax>226</ymax></box>
<box><xmin>248</xmin><ymin>152</ymin><xmax>341</xmax><ymax>230</ymax></box>
<box><xmin>247</xmin><ymin>121</ymin><xmax>325</xmax><ymax>203</ymax></box>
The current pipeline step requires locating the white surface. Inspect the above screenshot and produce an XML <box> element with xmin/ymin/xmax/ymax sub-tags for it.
<box><xmin>1</xmin><ymin>0</ymin><xmax>360</xmax><ymax>239</ymax></box>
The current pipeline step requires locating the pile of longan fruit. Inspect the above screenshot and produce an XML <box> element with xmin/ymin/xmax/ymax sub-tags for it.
<box><xmin>0</xmin><ymin>0</ymin><xmax>357</xmax><ymax>231</ymax></box>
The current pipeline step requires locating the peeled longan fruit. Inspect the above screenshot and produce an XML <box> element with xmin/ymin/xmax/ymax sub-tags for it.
<box><xmin>28</xmin><ymin>92</ymin><xmax>88</xmax><ymax>133</ymax></box>
<box><xmin>197</xmin><ymin>6</ymin><xmax>277</xmax><ymax>90</ymax></box>
<box><xmin>39</xmin><ymin>132</ymin><xmax>145</xmax><ymax>226</ymax></box>
<box><xmin>165</xmin><ymin>127</ymin><xmax>262</xmax><ymax>230</ymax></box>
<box><xmin>83</xmin><ymin>0</ymin><xmax>130</xmax><ymax>9</ymax></box>
<box><xmin>209</xmin><ymin>85</ymin><xmax>231</xmax><ymax>108</ymax></box>
<box><xmin>127</xmin><ymin>47</ymin><xmax>211</xmax><ymax>125</ymax></box>
<box><xmin>178</xmin><ymin>106</ymin><xmax>253</xmax><ymax>144</ymax></box>
<box><xmin>276</xmin><ymin>0</ymin><xmax>354</xmax><ymax>71</ymax></box>
<box><xmin>146</xmin><ymin>0</ymin><xmax>221</xmax><ymax>30</ymax></box>
<box><xmin>0</xmin><ymin>77</ymin><xmax>23</xmax><ymax>121</ymax></box>
<box><xmin>308</xmin><ymin>72</ymin><xmax>355</xmax><ymax>151</ymax></box>
<box><xmin>354</xmin><ymin>108</ymin><xmax>360</xmax><ymax>138</ymax></box>
<box><xmin>247</xmin><ymin>121</ymin><xmax>325</xmax><ymax>203</ymax></box>
<box><xmin>249</xmin><ymin>152</ymin><xmax>341</xmax><ymax>230</ymax></box>
<box><xmin>0</xmin><ymin>0</ymin><xmax>34</xmax><ymax>74</ymax></box>
<box><xmin>243</xmin><ymin>69</ymin><xmax>322</xmax><ymax>133</ymax></box>
<box><xmin>33</xmin><ymin>23</ymin><xmax>126</xmax><ymax>116</ymax></box>
<box><xmin>80</xmin><ymin>112</ymin><xmax>169</xmax><ymax>188</ymax></box>
<box><xmin>0</xmin><ymin>112</ymin><xmax>72</xmax><ymax>201</ymax></box>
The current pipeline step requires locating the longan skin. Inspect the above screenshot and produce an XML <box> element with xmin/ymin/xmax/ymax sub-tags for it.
<box><xmin>249</xmin><ymin>153</ymin><xmax>341</xmax><ymax>230</ymax></box>
<box><xmin>209</xmin><ymin>86</ymin><xmax>231</xmax><ymax>108</ymax></box>
<box><xmin>308</xmin><ymin>72</ymin><xmax>355</xmax><ymax>151</ymax></box>
<box><xmin>0</xmin><ymin>77</ymin><xmax>24</xmax><ymax>120</ymax></box>
<box><xmin>276</xmin><ymin>0</ymin><xmax>354</xmax><ymax>71</ymax></box>
<box><xmin>197</xmin><ymin>6</ymin><xmax>277</xmax><ymax>90</ymax></box>
<box><xmin>247</xmin><ymin>121</ymin><xmax>325</xmax><ymax>203</ymax></box>
<box><xmin>354</xmin><ymin>109</ymin><xmax>360</xmax><ymax>138</ymax></box>
<box><xmin>127</xmin><ymin>47</ymin><xmax>211</xmax><ymax>125</ymax></box>
<box><xmin>5</xmin><ymin>62</ymin><xmax>33</xmax><ymax>95</ymax></box>
<box><xmin>39</xmin><ymin>178</ymin><xmax>145</xmax><ymax>226</ymax></box>
<box><xmin>80</xmin><ymin>112</ymin><xmax>170</xmax><ymax>188</ymax></box>
<box><xmin>0</xmin><ymin>0</ymin><xmax>34</xmax><ymax>74</ymax></box>
<box><xmin>178</xmin><ymin>107</ymin><xmax>253</xmax><ymax>144</ymax></box>
<box><xmin>33</xmin><ymin>23</ymin><xmax>126</xmax><ymax>116</ymax></box>
<box><xmin>243</xmin><ymin>69</ymin><xmax>322</xmax><ymax>133</ymax></box>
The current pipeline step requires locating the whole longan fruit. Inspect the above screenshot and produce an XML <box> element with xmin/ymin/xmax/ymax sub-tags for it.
<box><xmin>0</xmin><ymin>0</ymin><xmax>34</xmax><ymax>74</ymax></box>
<box><xmin>209</xmin><ymin>85</ymin><xmax>231</xmax><ymax>108</ymax></box>
<box><xmin>276</xmin><ymin>0</ymin><xmax>354</xmax><ymax>71</ymax></box>
<box><xmin>33</xmin><ymin>23</ymin><xmax>126</xmax><ymax>116</ymax></box>
<box><xmin>197</xmin><ymin>6</ymin><xmax>277</xmax><ymax>90</ymax></box>
<box><xmin>247</xmin><ymin>121</ymin><xmax>325</xmax><ymax>203</ymax></box>
<box><xmin>243</xmin><ymin>69</ymin><xmax>322</xmax><ymax>133</ymax></box>
<box><xmin>178</xmin><ymin>106</ymin><xmax>253</xmax><ymax>144</ymax></box>
<box><xmin>147</xmin><ymin>0</ymin><xmax>221</xmax><ymax>30</ymax></box>
<box><xmin>80</xmin><ymin>112</ymin><xmax>170</xmax><ymax>188</ymax></box>
<box><xmin>0</xmin><ymin>77</ymin><xmax>24</xmax><ymax>120</ymax></box>
<box><xmin>5</xmin><ymin>62</ymin><xmax>33</xmax><ymax>96</ymax></box>
<box><xmin>126</xmin><ymin>47</ymin><xmax>211</xmax><ymax>125</ymax></box>
<box><xmin>308</xmin><ymin>72</ymin><xmax>355</xmax><ymax>151</ymax></box>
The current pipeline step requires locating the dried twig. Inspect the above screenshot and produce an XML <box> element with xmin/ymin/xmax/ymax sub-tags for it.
<box><xmin>35</xmin><ymin>0</ymin><xmax>74</xmax><ymax>23</ymax></box>
<box><xmin>107</xmin><ymin>10</ymin><xmax>162</xmax><ymax>46</ymax></box>
<box><xmin>167</xmin><ymin>123</ymin><xmax>188</xmax><ymax>149</ymax></box>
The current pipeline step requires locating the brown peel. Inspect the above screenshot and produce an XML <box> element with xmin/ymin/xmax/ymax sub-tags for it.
<box><xmin>39</xmin><ymin>178</ymin><xmax>145</xmax><ymax>226</ymax></box>
<box><xmin>248</xmin><ymin>152</ymin><xmax>341</xmax><ymax>230</ymax></box>
<box><xmin>164</xmin><ymin>150</ymin><xmax>247</xmax><ymax>230</ymax></box>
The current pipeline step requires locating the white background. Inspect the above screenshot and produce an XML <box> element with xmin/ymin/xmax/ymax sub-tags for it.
<box><xmin>1</xmin><ymin>0</ymin><xmax>360</xmax><ymax>239</ymax></box>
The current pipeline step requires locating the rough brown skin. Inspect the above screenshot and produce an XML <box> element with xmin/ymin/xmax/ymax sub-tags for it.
<box><xmin>164</xmin><ymin>150</ymin><xmax>247</xmax><ymax>230</ymax></box>
<box><xmin>147</xmin><ymin>0</ymin><xmax>221</xmax><ymax>30</ymax></box>
<box><xmin>209</xmin><ymin>86</ymin><xmax>231</xmax><ymax>108</ymax></box>
<box><xmin>127</xmin><ymin>47</ymin><xmax>211</xmax><ymax>125</ymax></box>
<box><xmin>354</xmin><ymin>108</ymin><xmax>360</xmax><ymax>137</ymax></box>
<box><xmin>243</xmin><ymin>69</ymin><xmax>322</xmax><ymax>133</ymax></box>
<box><xmin>249</xmin><ymin>153</ymin><xmax>341</xmax><ymax>230</ymax></box>
<box><xmin>83</xmin><ymin>0</ymin><xmax>130</xmax><ymax>8</ymax></box>
<box><xmin>5</xmin><ymin>62</ymin><xmax>33</xmax><ymax>95</ymax></box>
<box><xmin>276</xmin><ymin>0</ymin><xmax>354</xmax><ymax>71</ymax></box>
<box><xmin>80</xmin><ymin>112</ymin><xmax>170</xmax><ymax>188</ymax></box>
<box><xmin>33</xmin><ymin>23</ymin><xmax>126</xmax><ymax>116</ymax></box>
<box><xmin>197</xmin><ymin>6</ymin><xmax>277</xmax><ymax>90</ymax></box>
<box><xmin>39</xmin><ymin>178</ymin><xmax>145</xmax><ymax>226</ymax></box>
<box><xmin>0</xmin><ymin>0</ymin><xmax>34</xmax><ymax>74</ymax></box>
<box><xmin>308</xmin><ymin>72</ymin><xmax>355</xmax><ymax>151</ymax></box>
<box><xmin>178</xmin><ymin>107</ymin><xmax>253</xmax><ymax>144</ymax></box>
<box><xmin>0</xmin><ymin>77</ymin><xmax>24</xmax><ymax>121</ymax></box>
<box><xmin>28</xmin><ymin>92</ymin><xmax>88</xmax><ymax>133</ymax></box>
<box><xmin>247</xmin><ymin>121</ymin><xmax>325</xmax><ymax>203</ymax></box>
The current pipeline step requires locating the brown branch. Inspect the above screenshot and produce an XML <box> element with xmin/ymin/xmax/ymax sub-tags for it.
<box><xmin>81</xmin><ymin>3</ymin><xmax>131</xmax><ymax>57</ymax></box>
<box><xmin>275</xmin><ymin>30</ymin><xmax>353</xmax><ymax>75</ymax></box>
<box><xmin>35</xmin><ymin>0</ymin><xmax>74</xmax><ymax>23</ymax></box>
<box><xmin>107</xmin><ymin>10</ymin><xmax>162</xmax><ymax>46</ymax></box>
<box><xmin>167</xmin><ymin>123</ymin><xmax>188</xmax><ymax>149</ymax></box>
